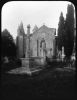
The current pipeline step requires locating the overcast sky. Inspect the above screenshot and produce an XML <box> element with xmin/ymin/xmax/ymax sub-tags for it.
<box><xmin>2</xmin><ymin>1</ymin><xmax>73</xmax><ymax>39</ymax></box>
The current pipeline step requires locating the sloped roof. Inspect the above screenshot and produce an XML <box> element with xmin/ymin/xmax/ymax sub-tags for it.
<box><xmin>32</xmin><ymin>24</ymin><xmax>56</xmax><ymax>35</ymax></box>
<box><xmin>39</xmin><ymin>25</ymin><xmax>54</xmax><ymax>30</ymax></box>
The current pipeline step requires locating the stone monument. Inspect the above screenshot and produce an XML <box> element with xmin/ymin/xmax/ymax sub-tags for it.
<box><xmin>21</xmin><ymin>24</ymin><xmax>31</xmax><ymax>74</ymax></box>
<box><xmin>62</xmin><ymin>46</ymin><xmax>65</xmax><ymax>61</ymax></box>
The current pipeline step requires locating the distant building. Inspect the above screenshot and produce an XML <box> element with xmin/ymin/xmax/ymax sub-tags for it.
<box><xmin>16</xmin><ymin>24</ymin><xmax>56</xmax><ymax>58</ymax></box>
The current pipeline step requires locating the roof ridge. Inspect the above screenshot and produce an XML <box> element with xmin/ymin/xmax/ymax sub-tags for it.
<box><xmin>32</xmin><ymin>25</ymin><xmax>56</xmax><ymax>35</ymax></box>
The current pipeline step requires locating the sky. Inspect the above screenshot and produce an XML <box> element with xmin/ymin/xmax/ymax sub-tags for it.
<box><xmin>1</xmin><ymin>1</ymin><xmax>73</xmax><ymax>39</ymax></box>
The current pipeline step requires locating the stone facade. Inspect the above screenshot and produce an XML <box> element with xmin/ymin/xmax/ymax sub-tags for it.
<box><xmin>16</xmin><ymin>24</ymin><xmax>56</xmax><ymax>58</ymax></box>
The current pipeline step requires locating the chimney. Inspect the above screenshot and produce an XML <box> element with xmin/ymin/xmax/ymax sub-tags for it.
<box><xmin>27</xmin><ymin>24</ymin><xmax>30</xmax><ymax>36</ymax></box>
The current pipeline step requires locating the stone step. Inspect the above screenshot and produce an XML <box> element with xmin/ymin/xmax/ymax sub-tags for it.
<box><xmin>7</xmin><ymin>66</ymin><xmax>42</xmax><ymax>75</ymax></box>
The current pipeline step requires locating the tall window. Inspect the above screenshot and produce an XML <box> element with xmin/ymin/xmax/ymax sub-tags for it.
<box><xmin>40</xmin><ymin>38</ymin><xmax>46</xmax><ymax>49</ymax></box>
<box><xmin>40</xmin><ymin>38</ymin><xmax>46</xmax><ymax>57</ymax></box>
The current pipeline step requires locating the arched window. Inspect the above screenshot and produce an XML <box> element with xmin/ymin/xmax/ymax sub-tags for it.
<box><xmin>40</xmin><ymin>38</ymin><xmax>46</xmax><ymax>57</ymax></box>
<box><xmin>40</xmin><ymin>38</ymin><xmax>46</xmax><ymax>49</ymax></box>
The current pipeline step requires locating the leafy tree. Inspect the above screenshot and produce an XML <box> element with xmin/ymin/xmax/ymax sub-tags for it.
<box><xmin>32</xmin><ymin>25</ymin><xmax>38</xmax><ymax>33</ymax></box>
<box><xmin>64</xmin><ymin>4</ymin><xmax>74</xmax><ymax>59</ymax></box>
<box><xmin>17</xmin><ymin>21</ymin><xmax>25</xmax><ymax>36</ymax></box>
<box><xmin>57</xmin><ymin>12</ymin><xmax>65</xmax><ymax>51</ymax></box>
<box><xmin>1</xmin><ymin>29</ymin><xmax>17</xmax><ymax>59</ymax></box>
<box><xmin>17</xmin><ymin>22</ymin><xmax>25</xmax><ymax>57</ymax></box>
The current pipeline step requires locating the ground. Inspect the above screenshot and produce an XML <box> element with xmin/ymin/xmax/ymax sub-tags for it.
<box><xmin>1</xmin><ymin>63</ymin><xmax>76</xmax><ymax>100</ymax></box>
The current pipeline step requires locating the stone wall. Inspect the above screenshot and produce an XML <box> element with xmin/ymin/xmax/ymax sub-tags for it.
<box><xmin>30</xmin><ymin>25</ymin><xmax>56</xmax><ymax>58</ymax></box>
<box><xmin>16</xmin><ymin>25</ymin><xmax>56</xmax><ymax>59</ymax></box>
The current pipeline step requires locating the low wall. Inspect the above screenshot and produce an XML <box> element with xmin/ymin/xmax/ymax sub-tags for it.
<box><xmin>35</xmin><ymin>57</ymin><xmax>45</xmax><ymax>65</ymax></box>
<box><xmin>30</xmin><ymin>57</ymin><xmax>46</xmax><ymax>65</ymax></box>
<box><xmin>20</xmin><ymin>57</ymin><xmax>46</xmax><ymax>67</ymax></box>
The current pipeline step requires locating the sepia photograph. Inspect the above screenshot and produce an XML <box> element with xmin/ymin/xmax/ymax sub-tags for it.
<box><xmin>1</xmin><ymin>1</ymin><xmax>76</xmax><ymax>100</ymax></box>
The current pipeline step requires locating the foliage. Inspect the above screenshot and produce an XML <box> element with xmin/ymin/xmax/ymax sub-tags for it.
<box><xmin>17</xmin><ymin>22</ymin><xmax>25</xmax><ymax>56</ymax></box>
<box><xmin>32</xmin><ymin>25</ymin><xmax>38</xmax><ymax>33</ymax></box>
<box><xmin>64</xmin><ymin>4</ymin><xmax>74</xmax><ymax>58</ymax></box>
<box><xmin>1</xmin><ymin>29</ymin><xmax>17</xmax><ymax>59</ymax></box>
<box><xmin>57</xmin><ymin>4</ymin><xmax>75</xmax><ymax>60</ymax></box>
<box><xmin>17</xmin><ymin>22</ymin><xmax>25</xmax><ymax>36</ymax></box>
<box><xmin>57</xmin><ymin>12</ymin><xmax>65</xmax><ymax>51</ymax></box>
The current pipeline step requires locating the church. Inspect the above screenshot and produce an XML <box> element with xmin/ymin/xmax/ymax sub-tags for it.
<box><xmin>16</xmin><ymin>23</ymin><xmax>57</xmax><ymax>59</ymax></box>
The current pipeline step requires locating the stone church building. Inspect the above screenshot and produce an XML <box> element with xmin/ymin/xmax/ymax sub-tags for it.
<box><xmin>16</xmin><ymin>23</ymin><xmax>56</xmax><ymax>59</ymax></box>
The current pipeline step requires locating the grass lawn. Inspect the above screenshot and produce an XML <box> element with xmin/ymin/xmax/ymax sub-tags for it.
<box><xmin>1</xmin><ymin>62</ymin><xmax>76</xmax><ymax>100</ymax></box>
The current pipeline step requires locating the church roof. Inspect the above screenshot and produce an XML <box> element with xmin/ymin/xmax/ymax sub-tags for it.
<box><xmin>39</xmin><ymin>24</ymin><xmax>55</xmax><ymax>30</ymax></box>
<box><xmin>32</xmin><ymin>24</ymin><xmax>56</xmax><ymax>35</ymax></box>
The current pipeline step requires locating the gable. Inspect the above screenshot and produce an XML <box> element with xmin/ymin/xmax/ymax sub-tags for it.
<box><xmin>32</xmin><ymin>25</ymin><xmax>56</xmax><ymax>37</ymax></box>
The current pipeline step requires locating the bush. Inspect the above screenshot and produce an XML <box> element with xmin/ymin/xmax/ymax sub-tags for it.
<box><xmin>15</xmin><ymin>58</ymin><xmax>21</xmax><ymax>66</ymax></box>
<box><xmin>1</xmin><ymin>58</ymin><xmax>22</xmax><ymax>73</ymax></box>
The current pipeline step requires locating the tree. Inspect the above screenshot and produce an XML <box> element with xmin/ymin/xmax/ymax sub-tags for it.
<box><xmin>32</xmin><ymin>25</ymin><xmax>38</xmax><ymax>33</ymax></box>
<box><xmin>1</xmin><ymin>29</ymin><xmax>17</xmax><ymax>59</ymax></box>
<box><xmin>17</xmin><ymin>21</ymin><xmax>25</xmax><ymax>36</ymax></box>
<box><xmin>17</xmin><ymin>22</ymin><xmax>26</xmax><ymax>57</ymax></box>
<box><xmin>57</xmin><ymin>12</ymin><xmax>65</xmax><ymax>51</ymax></box>
<box><xmin>64</xmin><ymin>4</ymin><xmax>74</xmax><ymax>59</ymax></box>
